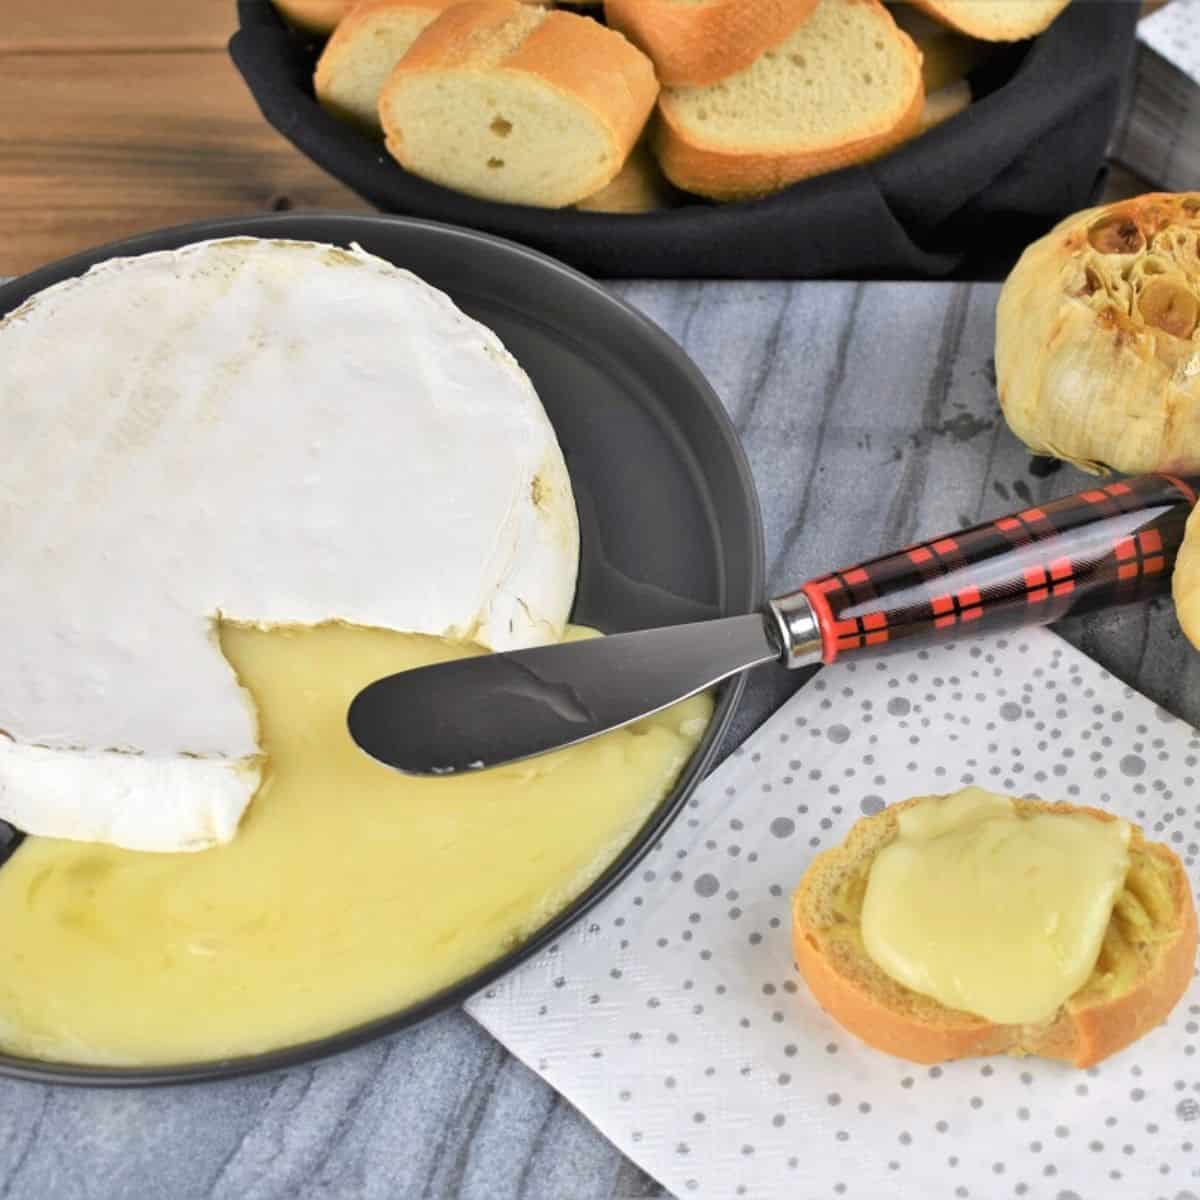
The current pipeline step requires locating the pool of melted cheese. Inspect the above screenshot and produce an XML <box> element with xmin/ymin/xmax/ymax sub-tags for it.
<box><xmin>0</xmin><ymin>623</ymin><xmax>711</xmax><ymax>1066</ymax></box>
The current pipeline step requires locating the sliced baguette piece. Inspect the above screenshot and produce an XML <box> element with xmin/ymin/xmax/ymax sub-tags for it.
<box><xmin>315</xmin><ymin>0</ymin><xmax>464</xmax><ymax>130</ymax></box>
<box><xmin>918</xmin><ymin>78</ymin><xmax>971</xmax><ymax>134</ymax></box>
<box><xmin>272</xmin><ymin>0</ymin><xmax>355</xmax><ymax>35</ymax></box>
<box><xmin>653</xmin><ymin>0</ymin><xmax>924</xmax><ymax>202</ymax></box>
<box><xmin>905</xmin><ymin>0</ymin><xmax>1070</xmax><ymax>41</ymax></box>
<box><xmin>273</xmin><ymin>0</ymin><xmax>547</xmax><ymax>39</ymax></box>
<box><xmin>575</xmin><ymin>140</ymin><xmax>678</xmax><ymax>212</ymax></box>
<box><xmin>888</xmin><ymin>2</ymin><xmax>989</xmax><ymax>92</ymax></box>
<box><xmin>604</xmin><ymin>0</ymin><xmax>819</xmax><ymax>88</ymax></box>
<box><xmin>380</xmin><ymin>0</ymin><xmax>658</xmax><ymax>207</ymax></box>
<box><xmin>792</xmin><ymin>794</ymin><xmax>1198</xmax><ymax>1068</ymax></box>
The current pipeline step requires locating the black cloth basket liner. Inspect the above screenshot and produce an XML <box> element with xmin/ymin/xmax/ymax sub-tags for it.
<box><xmin>230</xmin><ymin>0</ymin><xmax>1139</xmax><ymax>279</ymax></box>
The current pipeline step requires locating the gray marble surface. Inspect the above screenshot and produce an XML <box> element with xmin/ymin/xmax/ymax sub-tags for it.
<box><xmin>1</xmin><ymin>280</ymin><xmax>1197</xmax><ymax>1200</ymax></box>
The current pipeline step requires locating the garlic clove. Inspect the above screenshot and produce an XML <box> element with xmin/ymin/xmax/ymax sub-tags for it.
<box><xmin>1087</xmin><ymin>212</ymin><xmax>1145</xmax><ymax>256</ymax></box>
<box><xmin>1138</xmin><ymin>278</ymin><xmax>1199</xmax><ymax>341</ymax></box>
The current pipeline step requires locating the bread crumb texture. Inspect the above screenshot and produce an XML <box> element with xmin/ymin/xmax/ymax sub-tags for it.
<box><xmin>666</xmin><ymin>0</ymin><xmax>914</xmax><ymax>147</ymax></box>
<box><xmin>603</xmin><ymin>0</ymin><xmax>820</xmax><ymax>88</ymax></box>
<box><xmin>654</xmin><ymin>0</ymin><xmax>923</xmax><ymax>200</ymax></box>
<box><xmin>906</xmin><ymin>0</ymin><xmax>1071</xmax><ymax>41</ymax></box>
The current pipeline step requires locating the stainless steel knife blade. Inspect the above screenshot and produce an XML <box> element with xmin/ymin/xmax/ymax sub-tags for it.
<box><xmin>346</xmin><ymin>613</ymin><xmax>782</xmax><ymax>776</ymax></box>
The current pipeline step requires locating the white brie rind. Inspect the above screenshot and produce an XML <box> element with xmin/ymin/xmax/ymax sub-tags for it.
<box><xmin>0</xmin><ymin>742</ymin><xmax>254</xmax><ymax>852</ymax></box>
<box><xmin>0</xmin><ymin>237</ymin><xmax>579</xmax><ymax>852</ymax></box>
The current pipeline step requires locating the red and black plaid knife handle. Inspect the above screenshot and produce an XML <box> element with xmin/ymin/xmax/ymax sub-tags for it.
<box><xmin>776</xmin><ymin>474</ymin><xmax>1198</xmax><ymax>667</ymax></box>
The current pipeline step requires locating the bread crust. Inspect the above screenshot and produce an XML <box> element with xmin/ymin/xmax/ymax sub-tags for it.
<box><xmin>272</xmin><ymin>0</ymin><xmax>354</xmax><ymax>34</ymax></box>
<box><xmin>652</xmin><ymin>0</ymin><xmax>923</xmax><ymax>202</ymax></box>
<box><xmin>278</xmin><ymin>0</ymin><xmax>545</xmax><ymax>38</ymax></box>
<box><xmin>653</xmin><ymin>87</ymin><xmax>923</xmax><ymax>202</ymax></box>
<box><xmin>906</xmin><ymin>0</ymin><xmax>1070</xmax><ymax>41</ymax></box>
<box><xmin>507</xmin><ymin>9</ymin><xmax>659</xmax><ymax>169</ymax></box>
<box><xmin>792</xmin><ymin>796</ymin><xmax>1198</xmax><ymax>1068</ymax></box>
<box><xmin>1068</xmin><ymin>839</ymin><xmax>1198</xmax><ymax>1066</ymax></box>
<box><xmin>604</xmin><ymin>0</ymin><xmax>818</xmax><ymax>87</ymax></box>
<box><xmin>314</xmin><ymin>0</ymin><xmax>463</xmax><ymax>123</ymax></box>
<box><xmin>382</xmin><ymin>0</ymin><xmax>658</xmax><ymax>204</ymax></box>
<box><xmin>382</xmin><ymin>0</ymin><xmax>527</xmax><ymax>70</ymax></box>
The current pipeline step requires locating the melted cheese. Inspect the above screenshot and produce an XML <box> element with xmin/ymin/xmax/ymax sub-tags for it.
<box><xmin>0</xmin><ymin>623</ymin><xmax>709</xmax><ymax>1066</ymax></box>
<box><xmin>861</xmin><ymin>788</ymin><xmax>1131</xmax><ymax>1025</ymax></box>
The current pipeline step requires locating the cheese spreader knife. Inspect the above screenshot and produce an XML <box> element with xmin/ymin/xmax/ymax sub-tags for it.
<box><xmin>348</xmin><ymin>473</ymin><xmax>1198</xmax><ymax>776</ymax></box>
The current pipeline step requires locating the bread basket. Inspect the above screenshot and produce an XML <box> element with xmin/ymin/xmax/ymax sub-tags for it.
<box><xmin>230</xmin><ymin>0</ymin><xmax>1137</xmax><ymax>279</ymax></box>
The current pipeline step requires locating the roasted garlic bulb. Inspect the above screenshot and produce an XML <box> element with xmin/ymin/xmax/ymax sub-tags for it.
<box><xmin>1176</xmin><ymin>503</ymin><xmax>1200</xmax><ymax>652</ymax></box>
<box><xmin>996</xmin><ymin>193</ymin><xmax>1200</xmax><ymax>475</ymax></box>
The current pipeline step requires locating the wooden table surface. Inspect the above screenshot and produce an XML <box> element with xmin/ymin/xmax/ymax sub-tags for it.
<box><xmin>0</xmin><ymin>0</ymin><xmax>370</xmax><ymax>276</ymax></box>
<box><xmin>0</xmin><ymin>0</ymin><xmax>1194</xmax><ymax>278</ymax></box>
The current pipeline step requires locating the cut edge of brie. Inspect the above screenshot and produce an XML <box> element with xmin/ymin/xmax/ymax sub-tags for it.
<box><xmin>0</xmin><ymin>736</ymin><xmax>259</xmax><ymax>853</ymax></box>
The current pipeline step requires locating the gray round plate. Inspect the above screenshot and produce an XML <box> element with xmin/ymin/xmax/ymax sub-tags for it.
<box><xmin>0</xmin><ymin>213</ymin><xmax>764</xmax><ymax>1084</ymax></box>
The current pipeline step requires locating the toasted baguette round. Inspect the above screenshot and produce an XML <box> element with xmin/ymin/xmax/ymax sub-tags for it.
<box><xmin>653</xmin><ymin>0</ymin><xmax>924</xmax><ymax>202</ymax></box>
<box><xmin>1175</xmin><ymin>503</ymin><xmax>1200</xmax><ymax>652</ymax></box>
<box><xmin>905</xmin><ymin>0</ymin><xmax>1070</xmax><ymax>41</ymax></box>
<box><xmin>604</xmin><ymin>0</ymin><xmax>819</xmax><ymax>88</ymax></box>
<box><xmin>792</xmin><ymin>794</ymin><xmax>1198</xmax><ymax>1068</ymax></box>
<box><xmin>315</xmin><ymin>0</ymin><xmax>464</xmax><ymax>130</ymax></box>
<box><xmin>380</xmin><ymin>0</ymin><xmax>658</xmax><ymax>208</ymax></box>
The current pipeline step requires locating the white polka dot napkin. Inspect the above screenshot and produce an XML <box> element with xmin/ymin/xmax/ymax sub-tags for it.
<box><xmin>467</xmin><ymin>628</ymin><xmax>1200</xmax><ymax>1200</ymax></box>
<box><xmin>1141</xmin><ymin>0</ymin><xmax>1200</xmax><ymax>84</ymax></box>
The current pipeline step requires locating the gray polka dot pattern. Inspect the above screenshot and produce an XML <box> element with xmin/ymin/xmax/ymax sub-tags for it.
<box><xmin>469</xmin><ymin>630</ymin><xmax>1200</xmax><ymax>1200</ymax></box>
